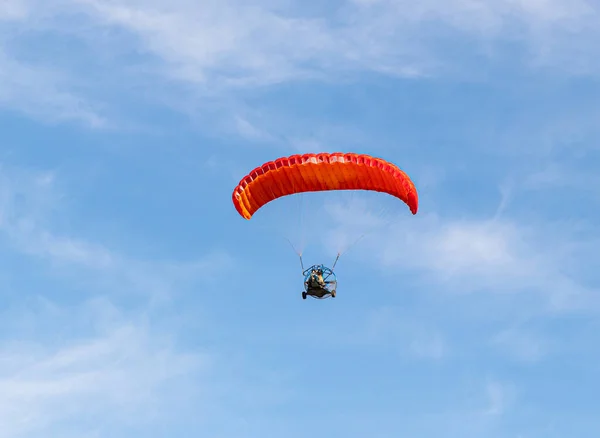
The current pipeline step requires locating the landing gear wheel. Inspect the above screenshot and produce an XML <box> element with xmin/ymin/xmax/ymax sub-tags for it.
<box><xmin>302</xmin><ymin>291</ymin><xmax>307</xmax><ymax>300</ymax></box>
<box><xmin>331</xmin><ymin>289</ymin><xmax>336</xmax><ymax>298</ymax></box>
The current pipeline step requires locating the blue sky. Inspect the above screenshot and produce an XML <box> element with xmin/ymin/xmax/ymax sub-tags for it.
<box><xmin>1</xmin><ymin>0</ymin><xmax>600</xmax><ymax>437</ymax></box>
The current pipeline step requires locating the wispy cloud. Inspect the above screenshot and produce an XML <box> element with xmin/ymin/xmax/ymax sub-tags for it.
<box><xmin>0</xmin><ymin>48</ymin><xmax>106</xmax><ymax>127</ymax></box>
<box><xmin>322</xmin><ymin>196</ymin><xmax>598</xmax><ymax>314</ymax></box>
<box><xmin>1</xmin><ymin>0</ymin><xmax>599</xmax><ymax>128</ymax></box>
<box><xmin>231</xmin><ymin>114</ymin><xmax>278</xmax><ymax>144</ymax></box>
<box><xmin>483</xmin><ymin>380</ymin><xmax>513</xmax><ymax>416</ymax></box>
<box><xmin>70</xmin><ymin>0</ymin><xmax>600</xmax><ymax>86</ymax></box>
<box><xmin>2</xmin><ymin>3</ymin><xmax>599</xmax><ymax>436</ymax></box>
<box><xmin>0</xmin><ymin>298</ymin><xmax>208</xmax><ymax>438</ymax></box>
<box><xmin>0</xmin><ymin>163</ymin><xmax>233</xmax><ymax>301</ymax></box>
<box><xmin>348</xmin><ymin>0</ymin><xmax>600</xmax><ymax>72</ymax></box>
<box><xmin>0</xmin><ymin>163</ymin><xmax>259</xmax><ymax>437</ymax></box>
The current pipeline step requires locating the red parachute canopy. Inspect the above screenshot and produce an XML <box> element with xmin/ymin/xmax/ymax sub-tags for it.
<box><xmin>232</xmin><ymin>152</ymin><xmax>418</xmax><ymax>219</ymax></box>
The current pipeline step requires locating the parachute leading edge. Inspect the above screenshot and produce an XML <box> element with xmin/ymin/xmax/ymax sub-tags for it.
<box><xmin>231</xmin><ymin>152</ymin><xmax>418</xmax><ymax>219</ymax></box>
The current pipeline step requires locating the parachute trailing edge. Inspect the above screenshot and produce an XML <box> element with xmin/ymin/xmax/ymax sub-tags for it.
<box><xmin>232</xmin><ymin>152</ymin><xmax>418</xmax><ymax>219</ymax></box>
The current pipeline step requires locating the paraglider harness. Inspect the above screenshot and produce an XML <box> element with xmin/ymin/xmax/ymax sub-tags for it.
<box><xmin>300</xmin><ymin>254</ymin><xmax>339</xmax><ymax>300</ymax></box>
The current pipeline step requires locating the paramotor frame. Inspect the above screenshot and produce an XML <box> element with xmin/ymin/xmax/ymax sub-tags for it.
<box><xmin>302</xmin><ymin>264</ymin><xmax>337</xmax><ymax>300</ymax></box>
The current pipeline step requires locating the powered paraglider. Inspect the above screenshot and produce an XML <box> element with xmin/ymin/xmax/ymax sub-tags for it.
<box><xmin>232</xmin><ymin>152</ymin><xmax>418</xmax><ymax>300</ymax></box>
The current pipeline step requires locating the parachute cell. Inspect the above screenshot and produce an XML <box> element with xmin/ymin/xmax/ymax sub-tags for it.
<box><xmin>232</xmin><ymin>152</ymin><xmax>418</xmax><ymax>219</ymax></box>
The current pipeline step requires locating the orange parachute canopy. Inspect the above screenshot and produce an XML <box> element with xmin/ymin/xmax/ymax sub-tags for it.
<box><xmin>232</xmin><ymin>152</ymin><xmax>418</xmax><ymax>219</ymax></box>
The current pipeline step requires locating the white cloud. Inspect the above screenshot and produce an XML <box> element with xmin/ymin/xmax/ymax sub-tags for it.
<box><xmin>0</xmin><ymin>164</ymin><xmax>256</xmax><ymax>437</ymax></box>
<box><xmin>0</xmin><ymin>164</ymin><xmax>234</xmax><ymax>302</ymax></box>
<box><xmin>322</xmin><ymin>195</ymin><xmax>598</xmax><ymax>314</ymax></box>
<box><xmin>0</xmin><ymin>0</ymin><xmax>597</xmax><ymax>128</ymax></box>
<box><xmin>406</xmin><ymin>217</ymin><xmax>585</xmax><ymax>302</ymax></box>
<box><xmin>0</xmin><ymin>49</ymin><xmax>106</xmax><ymax>127</ymax></box>
<box><xmin>0</xmin><ymin>299</ymin><xmax>208</xmax><ymax>438</ymax></box>
<box><xmin>73</xmin><ymin>0</ymin><xmax>353</xmax><ymax>87</ymax></box>
<box><xmin>70</xmin><ymin>0</ymin><xmax>599</xmax><ymax>88</ymax></box>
